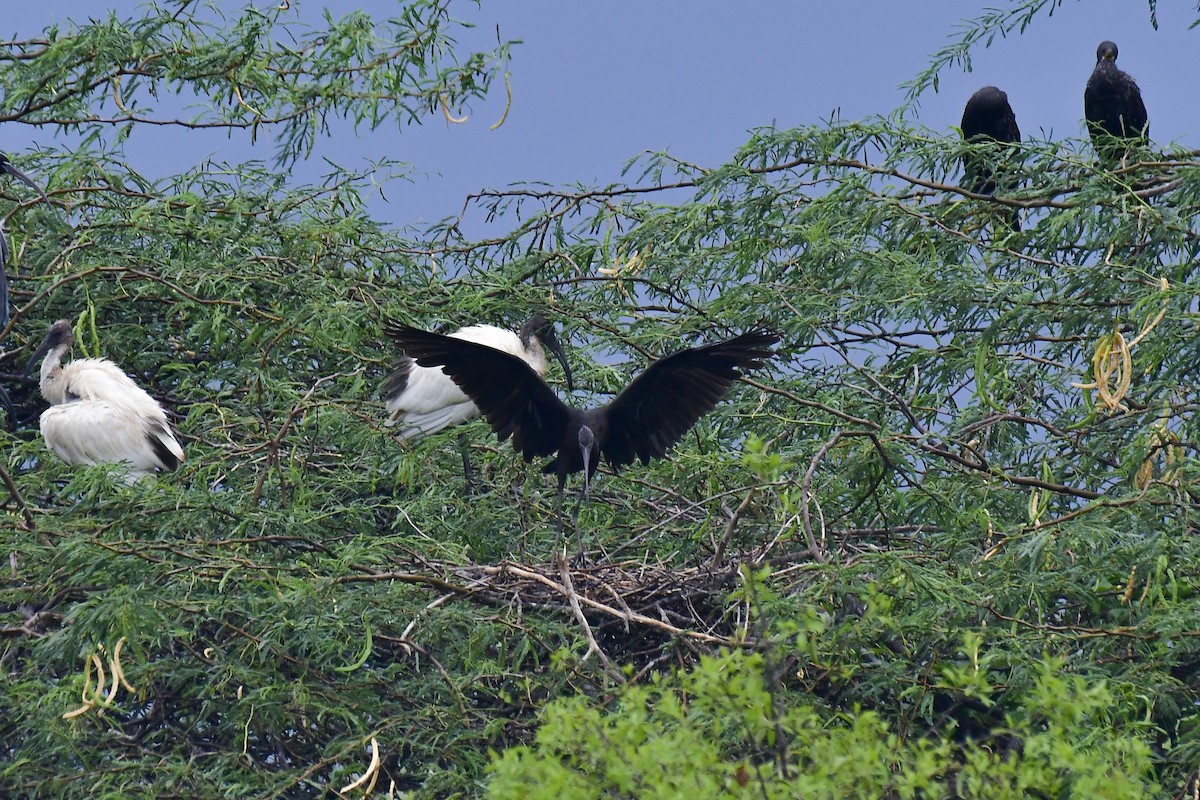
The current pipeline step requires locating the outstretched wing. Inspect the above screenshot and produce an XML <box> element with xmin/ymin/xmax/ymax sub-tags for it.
<box><xmin>599</xmin><ymin>330</ymin><xmax>777</xmax><ymax>469</ymax></box>
<box><xmin>40</xmin><ymin>401</ymin><xmax>183</xmax><ymax>475</ymax></box>
<box><xmin>384</xmin><ymin>322</ymin><xmax>573</xmax><ymax>461</ymax></box>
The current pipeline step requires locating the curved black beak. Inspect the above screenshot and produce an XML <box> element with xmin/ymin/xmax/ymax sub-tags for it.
<box><xmin>0</xmin><ymin>155</ymin><xmax>51</xmax><ymax>210</ymax></box>
<box><xmin>537</xmin><ymin>327</ymin><xmax>575</xmax><ymax>393</ymax></box>
<box><xmin>578</xmin><ymin>425</ymin><xmax>594</xmax><ymax>500</ymax></box>
<box><xmin>23</xmin><ymin>331</ymin><xmax>58</xmax><ymax>379</ymax></box>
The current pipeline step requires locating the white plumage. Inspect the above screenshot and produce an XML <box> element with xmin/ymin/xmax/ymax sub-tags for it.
<box><xmin>383</xmin><ymin>316</ymin><xmax>572</xmax><ymax>441</ymax></box>
<box><xmin>27</xmin><ymin>320</ymin><xmax>185</xmax><ymax>480</ymax></box>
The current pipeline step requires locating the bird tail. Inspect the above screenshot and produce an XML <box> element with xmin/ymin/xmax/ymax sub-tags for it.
<box><xmin>146</xmin><ymin>423</ymin><xmax>185</xmax><ymax>471</ymax></box>
<box><xmin>390</xmin><ymin>403</ymin><xmax>477</xmax><ymax>441</ymax></box>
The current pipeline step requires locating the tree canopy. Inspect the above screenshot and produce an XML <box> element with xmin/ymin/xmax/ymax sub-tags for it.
<box><xmin>2</xmin><ymin>1</ymin><xmax>1199</xmax><ymax>797</ymax></box>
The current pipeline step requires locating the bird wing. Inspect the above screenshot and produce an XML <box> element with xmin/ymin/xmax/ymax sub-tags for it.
<box><xmin>40</xmin><ymin>401</ymin><xmax>182</xmax><ymax>474</ymax></box>
<box><xmin>598</xmin><ymin>331</ymin><xmax>777</xmax><ymax>469</ymax></box>
<box><xmin>1126</xmin><ymin>83</ymin><xmax>1148</xmax><ymax>139</ymax></box>
<box><xmin>63</xmin><ymin>360</ymin><xmax>171</xmax><ymax>422</ymax></box>
<box><xmin>384</xmin><ymin>355</ymin><xmax>473</xmax><ymax>413</ymax></box>
<box><xmin>54</xmin><ymin>359</ymin><xmax>184</xmax><ymax>470</ymax></box>
<box><xmin>1003</xmin><ymin>111</ymin><xmax>1021</xmax><ymax>143</ymax></box>
<box><xmin>384</xmin><ymin>323</ymin><xmax>572</xmax><ymax>461</ymax></box>
<box><xmin>391</xmin><ymin>401</ymin><xmax>480</xmax><ymax>440</ymax></box>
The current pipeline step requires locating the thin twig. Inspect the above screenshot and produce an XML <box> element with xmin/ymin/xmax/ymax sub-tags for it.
<box><xmin>711</xmin><ymin>486</ymin><xmax>756</xmax><ymax>568</ymax></box>
<box><xmin>558</xmin><ymin>554</ymin><xmax>625</xmax><ymax>683</ymax></box>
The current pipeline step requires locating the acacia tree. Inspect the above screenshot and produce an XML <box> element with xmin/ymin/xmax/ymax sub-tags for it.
<box><xmin>1</xmin><ymin>1</ymin><xmax>1197</xmax><ymax>798</ymax></box>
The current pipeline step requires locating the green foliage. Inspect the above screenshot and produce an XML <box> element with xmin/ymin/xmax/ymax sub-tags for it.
<box><xmin>903</xmin><ymin>1</ymin><xmax>1179</xmax><ymax>103</ymax></box>
<box><xmin>1</xmin><ymin>1</ymin><xmax>1200</xmax><ymax>798</ymax></box>
<box><xmin>0</xmin><ymin>0</ymin><xmax>514</xmax><ymax>167</ymax></box>
<box><xmin>488</xmin><ymin>649</ymin><xmax>1157</xmax><ymax>799</ymax></box>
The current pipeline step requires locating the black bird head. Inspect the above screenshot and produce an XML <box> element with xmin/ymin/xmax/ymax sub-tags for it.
<box><xmin>959</xmin><ymin>85</ymin><xmax>1022</xmax><ymax>230</ymax></box>
<box><xmin>520</xmin><ymin>314</ymin><xmax>574</xmax><ymax>392</ymax></box>
<box><xmin>23</xmin><ymin>319</ymin><xmax>74</xmax><ymax>378</ymax></box>
<box><xmin>961</xmin><ymin>86</ymin><xmax>1019</xmax><ymax>143</ymax></box>
<box><xmin>1096</xmin><ymin>41</ymin><xmax>1118</xmax><ymax>64</ymax></box>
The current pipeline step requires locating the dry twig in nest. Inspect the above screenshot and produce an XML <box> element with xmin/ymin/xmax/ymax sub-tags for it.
<box><xmin>341</xmin><ymin>555</ymin><xmax>769</xmax><ymax>668</ymax></box>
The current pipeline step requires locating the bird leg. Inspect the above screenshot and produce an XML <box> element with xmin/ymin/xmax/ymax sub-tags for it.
<box><xmin>571</xmin><ymin>426</ymin><xmax>595</xmax><ymax>565</ymax></box>
<box><xmin>457</xmin><ymin>431</ymin><xmax>478</xmax><ymax>494</ymax></box>
<box><xmin>571</xmin><ymin>470</ymin><xmax>589</xmax><ymax>565</ymax></box>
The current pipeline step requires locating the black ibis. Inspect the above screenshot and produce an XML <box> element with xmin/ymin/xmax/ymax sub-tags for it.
<box><xmin>24</xmin><ymin>320</ymin><xmax>185</xmax><ymax>481</ymax></box>
<box><xmin>960</xmin><ymin>86</ymin><xmax>1022</xmax><ymax>230</ymax></box>
<box><xmin>1084</xmin><ymin>41</ymin><xmax>1148</xmax><ymax>164</ymax></box>
<box><xmin>385</xmin><ymin>321</ymin><xmax>778</xmax><ymax>557</ymax></box>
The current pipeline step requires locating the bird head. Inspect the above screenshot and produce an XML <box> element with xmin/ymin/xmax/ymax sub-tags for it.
<box><xmin>23</xmin><ymin>319</ymin><xmax>75</xmax><ymax>378</ymax></box>
<box><xmin>577</xmin><ymin>424</ymin><xmax>596</xmax><ymax>497</ymax></box>
<box><xmin>521</xmin><ymin>314</ymin><xmax>575</xmax><ymax>392</ymax></box>
<box><xmin>1096</xmin><ymin>41</ymin><xmax>1118</xmax><ymax>64</ymax></box>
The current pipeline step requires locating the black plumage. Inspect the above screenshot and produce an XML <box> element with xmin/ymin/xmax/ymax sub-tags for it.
<box><xmin>1084</xmin><ymin>41</ymin><xmax>1148</xmax><ymax>163</ymax></box>
<box><xmin>385</xmin><ymin>322</ymin><xmax>778</xmax><ymax>554</ymax></box>
<box><xmin>960</xmin><ymin>86</ymin><xmax>1021</xmax><ymax>230</ymax></box>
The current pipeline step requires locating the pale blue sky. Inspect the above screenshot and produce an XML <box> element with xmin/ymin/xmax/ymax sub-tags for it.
<box><xmin>2</xmin><ymin>2</ymin><xmax>1193</xmax><ymax>232</ymax></box>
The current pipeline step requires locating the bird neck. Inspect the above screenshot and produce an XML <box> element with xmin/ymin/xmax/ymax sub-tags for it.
<box><xmin>40</xmin><ymin>347</ymin><xmax>69</xmax><ymax>404</ymax></box>
<box><xmin>524</xmin><ymin>340</ymin><xmax>548</xmax><ymax>374</ymax></box>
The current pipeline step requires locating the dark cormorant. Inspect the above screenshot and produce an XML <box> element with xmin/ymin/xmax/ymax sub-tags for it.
<box><xmin>1084</xmin><ymin>41</ymin><xmax>1148</xmax><ymax>163</ymax></box>
<box><xmin>960</xmin><ymin>86</ymin><xmax>1022</xmax><ymax>230</ymax></box>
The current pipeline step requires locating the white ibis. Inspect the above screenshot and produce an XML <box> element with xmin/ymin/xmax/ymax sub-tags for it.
<box><xmin>960</xmin><ymin>86</ymin><xmax>1021</xmax><ymax>230</ymax></box>
<box><xmin>383</xmin><ymin>315</ymin><xmax>573</xmax><ymax>439</ymax></box>
<box><xmin>383</xmin><ymin>315</ymin><xmax>573</xmax><ymax>486</ymax></box>
<box><xmin>24</xmin><ymin>320</ymin><xmax>185</xmax><ymax>481</ymax></box>
<box><xmin>1084</xmin><ymin>41</ymin><xmax>1148</xmax><ymax>163</ymax></box>
<box><xmin>385</xmin><ymin>322</ymin><xmax>778</xmax><ymax>557</ymax></box>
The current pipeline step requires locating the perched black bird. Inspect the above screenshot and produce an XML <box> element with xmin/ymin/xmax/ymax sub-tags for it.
<box><xmin>960</xmin><ymin>86</ymin><xmax>1022</xmax><ymax>230</ymax></box>
<box><xmin>385</xmin><ymin>322</ymin><xmax>778</xmax><ymax>557</ymax></box>
<box><xmin>1084</xmin><ymin>41</ymin><xmax>1148</xmax><ymax>164</ymax></box>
